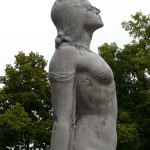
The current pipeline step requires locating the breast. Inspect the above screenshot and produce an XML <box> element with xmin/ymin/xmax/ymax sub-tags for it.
<box><xmin>92</xmin><ymin>63</ymin><xmax>114</xmax><ymax>85</ymax></box>
<box><xmin>77</xmin><ymin>50</ymin><xmax>114</xmax><ymax>85</ymax></box>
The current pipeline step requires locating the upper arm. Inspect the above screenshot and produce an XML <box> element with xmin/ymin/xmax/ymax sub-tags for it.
<box><xmin>49</xmin><ymin>45</ymin><xmax>79</xmax><ymax>123</ymax></box>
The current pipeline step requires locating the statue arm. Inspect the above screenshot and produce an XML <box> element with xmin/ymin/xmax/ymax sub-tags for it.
<box><xmin>49</xmin><ymin>46</ymin><xmax>78</xmax><ymax>150</ymax></box>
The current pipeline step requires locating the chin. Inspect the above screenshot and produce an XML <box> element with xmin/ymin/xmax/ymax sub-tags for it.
<box><xmin>99</xmin><ymin>22</ymin><xmax>104</xmax><ymax>28</ymax></box>
<box><xmin>84</xmin><ymin>19</ymin><xmax>104</xmax><ymax>31</ymax></box>
<box><xmin>93</xmin><ymin>19</ymin><xmax>104</xmax><ymax>30</ymax></box>
<box><xmin>98</xmin><ymin>18</ymin><xmax>104</xmax><ymax>27</ymax></box>
<box><xmin>94</xmin><ymin>22</ymin><xmax>104</xmax><ymax>30</ymax></box>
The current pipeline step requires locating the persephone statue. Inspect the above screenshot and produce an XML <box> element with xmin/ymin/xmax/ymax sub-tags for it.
<box><xmin>49</xmin><ymin>0</ymin><xmax>118</xmax><ymax>150</ymax></box>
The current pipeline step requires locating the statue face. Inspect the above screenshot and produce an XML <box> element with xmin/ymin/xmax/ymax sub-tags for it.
<box><xmin>71</xmin><ymin>0</ymin><xmax>103</xmax><ymax>30</ymax></box>
<box><xmin>81</xmin><ymin>0</ymin><xmax>104</xmax><ymax>30</ymax></box>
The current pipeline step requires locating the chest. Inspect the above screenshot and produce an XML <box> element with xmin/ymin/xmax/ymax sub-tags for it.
<box><xmin>77</xmin><ymin>50</ymin><xmax>114</xmax><ymax>85</ymax></box>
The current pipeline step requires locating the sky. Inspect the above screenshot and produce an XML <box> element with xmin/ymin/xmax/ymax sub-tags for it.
<box><xmin>0</xmin><ymin>0</ymin><xmax>150</xmax><ymax>86</ymax></box>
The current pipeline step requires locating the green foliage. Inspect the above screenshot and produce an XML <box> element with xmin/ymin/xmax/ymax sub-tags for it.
<box><xmin>0</xmin><ymin>52</ymin><xmax>52</xmax><ymax>149</ymax></box>
<box><xmin>122</xmin><ymin>12</ymin><xmax>150</xmax><ymax>40</ymax></box>
<box><xmin>31</xmin><ymin>119</ymin><xmax>53</xmax><ymax>149</ymax></box>
<box><xmin>117</xmin><ymin>123</ymin><xmax>140</xmax><ymax>150</ymax></box>
<box><xmin>0</xmin><ymin>103</ymin><xmax>32</xmax><ymax>149</ymax></box>
<box><xmin>99</xmin><ymin>12</ymin><xmax>150</xmax><ymax>150</ymax></box>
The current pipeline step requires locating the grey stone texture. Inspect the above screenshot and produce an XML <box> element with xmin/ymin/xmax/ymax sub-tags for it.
<box><xmin>49</xmin><ymin>0</ymin><xmax>117</xmax><ymax>150</ymax></box>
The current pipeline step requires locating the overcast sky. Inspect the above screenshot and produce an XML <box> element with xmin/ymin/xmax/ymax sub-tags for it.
<box><xmin>0</xmin><ymin>0</ymin><xmax>150</xmax><ymax>84</ymax></box>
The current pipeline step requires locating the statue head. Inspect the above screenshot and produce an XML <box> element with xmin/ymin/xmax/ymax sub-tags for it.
<box><xmin>51</xmin><ymin>0</ymin><xmax>104</xmax><ymax>48</ymax></box>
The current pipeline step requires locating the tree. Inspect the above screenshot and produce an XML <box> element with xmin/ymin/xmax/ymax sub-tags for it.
<box><xmin>0</xmin><ymin>52</ymin><xmax>52</xmax><ymax>149</ymax></box>
<box><xmin>98</xmin><ymin>12</ymin><xmax>150</xmax><ymax>150</ymax></box>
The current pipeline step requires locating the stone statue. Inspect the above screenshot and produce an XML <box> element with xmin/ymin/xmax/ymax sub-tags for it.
<box><xmin>49</xmin><ymin>0</ymin><xmax>118</xmax><ymax>150</ymax></box>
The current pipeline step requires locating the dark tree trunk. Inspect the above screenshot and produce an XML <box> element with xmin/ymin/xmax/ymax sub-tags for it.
<box><xmin>25</xmin><ymin>139</ymin><xmax>30</xmax><ymax>150</ymax></box>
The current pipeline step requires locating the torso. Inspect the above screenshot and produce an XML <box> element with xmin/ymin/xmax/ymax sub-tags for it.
<box><xmin>49</xmin><ymin>43</ymin><xmax>117</xmax><ymax>150</ymax></box>
<box><xmin>74</xmin><ymin>46</ymin><xmax>117</xmax><ymax>150</ymax></box>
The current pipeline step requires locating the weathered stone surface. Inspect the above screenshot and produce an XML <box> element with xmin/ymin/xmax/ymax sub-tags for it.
<box><xmin>49</xmin><ymin>0</ymin><xmax>117</xmax><ymax>149</ymax></box>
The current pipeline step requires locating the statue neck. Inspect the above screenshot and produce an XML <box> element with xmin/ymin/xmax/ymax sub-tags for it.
<box><xmin>76</xmin><ymin>30</ymin><xmax>93</xmax><ymax>50</ymax></box>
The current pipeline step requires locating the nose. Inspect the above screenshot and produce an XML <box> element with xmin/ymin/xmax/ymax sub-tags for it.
<box><xmin>96</xmin><ymin>8</ymin><xmax>100</xmax><ymax>15</ymax></box>
<box><xmin>95</xmin><ymin>8</ymin><xmax>101</xmax><ymax>15</ymax></box>
<box><xmin>91</xmin><ymin>6</ymin><xmax>100</xmax><ymax>15</ymax></box>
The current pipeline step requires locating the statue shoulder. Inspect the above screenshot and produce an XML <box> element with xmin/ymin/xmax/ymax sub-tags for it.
<box><xmin>54</xmin><ymin>43</ymin><xmax>80</xmax><ymax>61</ymax></box>
<box><xmin>50</xmin><ymin>43</ymin><xmax>80</xmax><ymax>70</ymax></box>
